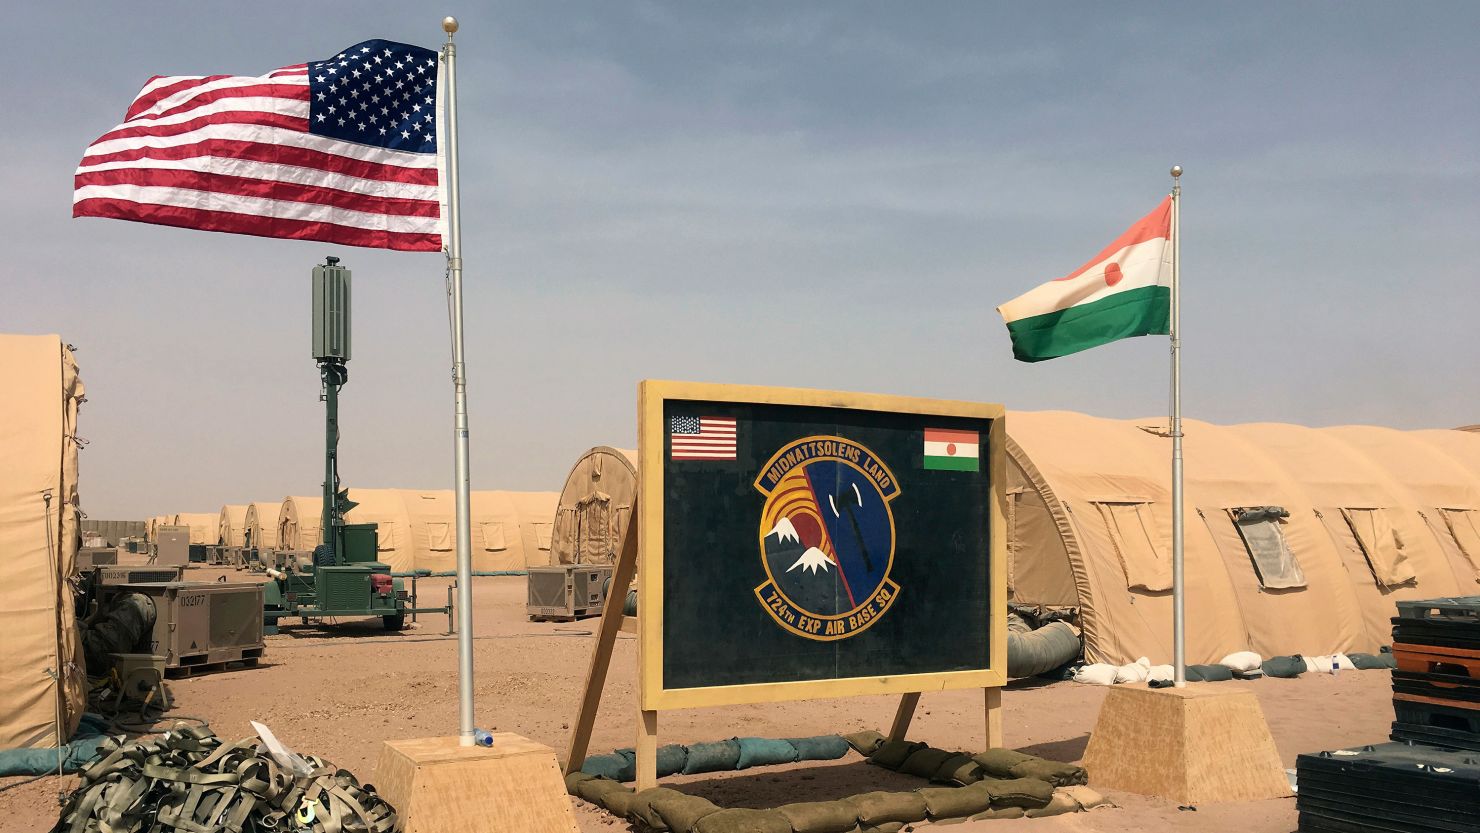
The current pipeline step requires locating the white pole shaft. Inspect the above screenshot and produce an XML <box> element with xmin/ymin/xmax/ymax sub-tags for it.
<box><xmin>1170</xmin><ymin>171</ymin><xmax>1185</xmax><ymax>687</ymax></box>
<box><xmin>442</xmin><ymin>29</ymin><xmax>476</xmax><ymax>745</ymax></box>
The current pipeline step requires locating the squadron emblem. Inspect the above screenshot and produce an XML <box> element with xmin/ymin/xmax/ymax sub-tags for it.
<box><xmin>754</xmin><ymin>436</ymin><xmax>900</xmax><ymax>640</ymax></box>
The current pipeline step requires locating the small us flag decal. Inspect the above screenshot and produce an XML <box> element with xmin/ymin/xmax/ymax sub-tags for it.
<box><xmin>671</xmin><ymin>416</ymin><xmax>737</xmax><ymax>460</ymax></box>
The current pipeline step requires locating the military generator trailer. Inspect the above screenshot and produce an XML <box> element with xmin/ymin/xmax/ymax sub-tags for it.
<box><xmin>262</xmin><ymin>522</ymin><xmax>449</xmax><ymax>632</ymax></box>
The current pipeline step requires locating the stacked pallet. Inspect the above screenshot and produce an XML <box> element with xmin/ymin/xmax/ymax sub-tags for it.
<box><xmin>1296</xmin><ymin>742</ymin><xmax>1480</xmax><ymax>833</ymax></box>
<box><xmin>1390</xmin><ymin>596</ymin><xmax>1480</xmax><ymax>751</ymax></box>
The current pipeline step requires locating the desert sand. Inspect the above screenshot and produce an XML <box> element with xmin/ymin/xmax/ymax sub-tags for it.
<box><xmin>0</xmin><ymin>572</ymin><xmax>1394</xmax><ymax>832</ymax></box>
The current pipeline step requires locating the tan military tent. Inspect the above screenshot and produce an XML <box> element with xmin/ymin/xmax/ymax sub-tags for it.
<box><xmin>0</xmin><ymin>334</ymin><xmax>86</xmax><ymax>749</ymax></box>
<box><xmin>550</xmin><ymin>447</ymin><xmax>638</xmax><ymax>566</ymax></box>
<box><xmin>328</xmin><ymin>488</ymin><xmax>557</xmax><ymax>572</ymax></box>
<box><xmin>145</xmin><ymin>514</ymin><xmax>172</xmax><ymax>542</ymax></box>
<box><xmin>172</xmin><ymin>512</ymin><xmax>219</xmax><ymax>546</ymax></box>
<box><xmin>1007</xmin><ymin>411</ymin><xmax>1480</xmax><ymax>666</ymax></box>
<box><xmin>218</xmin><ymin>504</ymin><xmax>249</xmax><ymax>547</ymax></box>
<box><xmin>278</xmin><ymin>496</ymin><xmax>324</xmax><ymax>551</ymax></box>
<box><xmin>244</xmin><ymin>501</ymin><xmax>281</xmax><ymax>550</ymax></box>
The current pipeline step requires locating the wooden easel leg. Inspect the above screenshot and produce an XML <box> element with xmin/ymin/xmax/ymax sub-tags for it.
<box><xmin>636</xmin><ymin>709</ymin><xmax>658</xmax><ymax>792</ymax></box>
<box><xmin>985</xmin><ymin>687</ymin><xmax>1003</xmax><ymax>750</ymax></box>
<box><xmin>889</xmin><ymin>692</ymin><xmax>921</xmax><ymax>741</ymax></box>
<box><xmin>564</xmin><ymin>510</ymin><xmax>640</xmax><ymax>774</ymax></box>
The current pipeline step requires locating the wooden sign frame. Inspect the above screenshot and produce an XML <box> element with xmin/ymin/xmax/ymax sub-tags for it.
<box><xmin>567</xmin><ymin>380</ymin><xmax>1007</xmax><ymax>790</ymax></box>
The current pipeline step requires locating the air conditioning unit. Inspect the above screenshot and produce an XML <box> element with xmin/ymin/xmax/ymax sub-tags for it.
<box><xmin>118</xmin><ymin>581</ymin><xmax>265</xmax><ymax>674</ymax></box>
<box><xmin>527</xmin><ymin>565</ymin><xmax>614</xmax><ymax>622</ymax></box>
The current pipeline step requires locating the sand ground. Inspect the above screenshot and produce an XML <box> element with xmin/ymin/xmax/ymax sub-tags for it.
<box><xmin>0</xmin><ymin>571</ymin><xmax>1394</xmax><ymax>833</ymax></box>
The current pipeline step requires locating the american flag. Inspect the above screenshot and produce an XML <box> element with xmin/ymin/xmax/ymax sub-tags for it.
<box><xmin>73</xmin><ymin>39</ymin><xmax>443</xmax><ymax>252</ymax></box>
<box><xmin>670</xmin><ymin>416</ymin><xmax>738</xmax><ymax>460</ymax></box>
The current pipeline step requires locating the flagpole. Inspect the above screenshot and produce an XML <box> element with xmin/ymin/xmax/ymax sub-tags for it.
<box><xmin>440</xmin><ymin>15</ymin><xmax>476</xmax><ymax>745</ymax></box>
<box><xmin>1170</xmin><ymin>164</ymin><xmax>1185</xmax><ymax>687</ymax></box>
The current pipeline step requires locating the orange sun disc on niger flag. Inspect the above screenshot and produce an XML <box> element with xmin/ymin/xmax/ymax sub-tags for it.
<box><xmin>1103</xmin><ymin>262</ymin><xmax>1123</xmax><ymax>286</ymax></box>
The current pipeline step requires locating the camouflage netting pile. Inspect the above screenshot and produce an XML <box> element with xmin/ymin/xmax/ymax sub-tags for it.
<box><xmin>52</xmin><ymin>723</ymin><xmax>397</xmax><ymax>833</ymax></box>
<box><xmin>568</xmin><ymin>730</ymin><xmax>1110</xmax><ymax>833</ymax></box>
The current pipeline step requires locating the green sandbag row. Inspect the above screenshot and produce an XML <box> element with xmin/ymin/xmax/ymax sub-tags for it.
<box><xmin>971</xmin><ymin>748</ymin><xmax>1088</xmax><ymax>787</ymax></box>
<box><xmin>580</xmin><ymin>735</ymin><xmax>850</xmax><ymax>781</ymax></box>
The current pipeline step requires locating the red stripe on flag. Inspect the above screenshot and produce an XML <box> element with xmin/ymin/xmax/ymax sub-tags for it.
<box><xmin>74</xmin><ymin>168</ymin><xmax>441</xmax><ymax>218</ymax></box>
<box><xmin>93</xmin><ymin>111</ymin><xmax>310</xmax><ymax>144</ymax></box>
<box><xmin>81</xmin><ymin>139</ymin><xmax>438</xmax><ymax>186</ymax></box>
<box><xmin>924</xmin><ymin>428</ymin><xmax>978</xmax><ymax>445</ymax></box>
<box><xmin>147</xmin><ymin>83</ymin><xmax>311</xmax><ymax>121</ymax></box>
<box><xmin>128</xmin><ymin>75</ymin><xmax>233</xmax><ymax>119</ymax></box>
<box><xmin>73</xmin><ymin>197</ymin><xmax>442</xmax><ymax>252</ymax></box>
<box><xmin>1055</xmin><ymin>196</ymin><xmax>1172</xmax><ymax>283</ymax></box>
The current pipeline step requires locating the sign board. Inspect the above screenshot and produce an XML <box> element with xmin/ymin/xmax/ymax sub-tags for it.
<box><xmin>638</xmin><ymin>380</ymin><xmax>1006</xmax><ymax>710</ymax></box>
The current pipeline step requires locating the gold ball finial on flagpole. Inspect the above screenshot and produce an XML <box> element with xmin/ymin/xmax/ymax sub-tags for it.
<box><xmin>443</xmin><ymin>16</ymin><xmax>459</xmax><ymax>34</ymax></box>
<box><xmin>1170</xmin><ymin>165</ymin><xmax>1183</xmax><ymax>178</ymax></box>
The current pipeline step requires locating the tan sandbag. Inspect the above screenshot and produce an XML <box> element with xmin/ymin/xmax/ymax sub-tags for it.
<box><xmin>969</xmin><ymin>806</ymin><xmax>1025</xmax><ymax>820</ymax></box>
<box><xmin>603</xmin><ymin>790</ymin><xmax>639</xmax><ymax>818</ymax></box>
<box><xmin>917</xmin><ymin>784</ymin><xmax>993</xmax><ymax>819</ymax></box>
<box><xmin>868</xmin><ymin>740</ymin><xmax>926</xmax><ymax>771</ymax></box>
<box><xmin>776</xmin><ymin>800</ymin><xmax>859</xmax><ymax>833</ymax></box>
<box><xmin>1025</xmin><ymin>789</ymin><xmax>1080</xmax><ymax>817</ymax></box>
<box><xmin>842</xmin><ymin>729</ymin><xmax>887</xmax><ymax>756</ymax></box>
<box><xmin>1010</xmin><ymin>757</ymin><xmax>1088</xmax><ymax>786</ymax></box>
<box><xmin>693</xmin><ymin>807</ymin><xmax>793</xmax><ymax>833</ymax></box>
<box><xmin>564</xmin><ymin>770</ymin><xmax>596</xmax><ymax>795</ymax></box>
<box><xmin>847</xmin><ymin>791</ymin><xmax>928</xmax><ymax>826</ymax></box>
<box><xmin>898</xmin><ymin>747</ymin><xmax>956</xmax><ymax>779</ymax></box>
<box><xmin>979</xmin><ymin>777</ymin><xmax>1053</xmax><ymax>809</ymax></box>
<box><xmin>1061</xmin><ymin>784</ymin><xmax>1113</xmax><ymax>810</ymax></box>
<box><xmin>970</xmin><ymin>748</ymin><xmax>1032</xmax><ymax>778</ymax></box>
<box><xmin>652</xmin><ymin>792</ymin><xmax>723</xmax><ymax>832</ymax></box>
<box><xmin>628</xmin><ymin>787</ymin><xmax>687</xmax><ymax>831</ymax></box>
<box><xmin>931</xmin><ymin>754</ymin><xmax>983</xmax><ymax>785</ymax></box>
<box><xmin>575</xmin><ymin>777</ymin><xmax>632</xmax><ymax>805</ymax></box>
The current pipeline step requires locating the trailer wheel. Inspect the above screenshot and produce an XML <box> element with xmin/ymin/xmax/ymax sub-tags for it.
<box><xmin>383</xmin><ymin>613</ymin><xmax>406</xmax><ymax>631</ymax></box>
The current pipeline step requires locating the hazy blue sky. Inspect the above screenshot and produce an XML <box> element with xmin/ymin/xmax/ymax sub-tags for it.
<box><xmin>4</xmin><ymin>3</ymin><xmax>1477</xmax><ymax>519</ymax></box>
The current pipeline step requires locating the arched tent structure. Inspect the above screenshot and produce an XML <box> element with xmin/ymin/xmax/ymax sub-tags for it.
<box><xmin>278</xmin><ymin>496</ymin><xmax>324</xmax><ymax>551</ymax></box>
<box><xmin>550</xmin><ymin>447</ymin><xmax>638</xmax><ymax>566</ymax></box>
<box><xmin>146</xmin><ymin>515</ymin><xmax>171</xmax><ymax>542</ymax></box>
<box><xmin>172</xmin><ymin>512</ymin><xmax>219</xmax><ymax>546</ymax></box>
<box><xmin>1007</xmin><ymin>411</ymin><xmax>1480</xmax><ymax>666</ymax></box>
<box><xmin>244</xmin><ymin>502</ymin><xmax>282</xmax><ymax>551</ymax></box>
<box><xmin>218</xmin><ymin>505</ymin><xmax>249</xmax><ymax>547</ymax></box>
<box><xmin>339</xmin><ymin>488</ymin><xmax>558</xmax><ymax>572</ymax></box>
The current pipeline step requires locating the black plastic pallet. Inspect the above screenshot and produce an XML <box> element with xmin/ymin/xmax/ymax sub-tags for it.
<box><xmin>1391</xmin><ymin>625</ymin><xmax>1480</xmax><ymax>651</ymax></box>
<box><xmin>1296</xmin><ymin>741</ymin><xmax>1480</xmax><ymax>833</ymax></box>
<box><xmin>1390</xmin><ymin>721</ymin><xmax>1480</xmax><ymax>752</ymax></box>
<box><xmin>1393</xmin><ymin>670</ymin><xmax>1480</xmax><ymax>704</ymax></box>
<box><xmin>1396</xmin><ymin>596</ymin><xmax>1480</xmax><ymax>622</ymax></box>
<box><xmin>1393</xmin><ymin>698</ymin><xmax>1480</xmax><ymax>736</ymax></box>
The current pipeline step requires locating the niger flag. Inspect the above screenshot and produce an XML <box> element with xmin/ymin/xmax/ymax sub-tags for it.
<box><xmin>998</xmin><ymin>197</ymin><xmax>1172</xmax><ymax>362</ymax></box>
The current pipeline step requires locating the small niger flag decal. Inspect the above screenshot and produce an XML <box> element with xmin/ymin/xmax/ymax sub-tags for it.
<box><xmin>923</xmin><ymin>428</ymin><xmax>980</xmax><ymax>471</ymax></box>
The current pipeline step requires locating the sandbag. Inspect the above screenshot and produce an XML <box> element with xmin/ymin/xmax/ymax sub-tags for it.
<box><xmin>1304</xmin><ymin>654</ymin><xmax>1356</xmax><ymax>674</ymax></box>
<box><xmin>1006</xmin><ymin>621</ymin><xmax>1082</xmax><ymax>678</ymax></box>
<box><xmin>581</xmin><ymin>752</ymin><xmax>635</xmax><ymax>782</ymax></box>
<box><xmin>652</xmin><ymin>791</ymin><xmax>723</xmax><ymax>832</ymax></box>
<box><xmin>1072</xmin><ymin>663</ymin><xmax>1118</xmax><ymax>686</ymax></box>
<box><xmin>736</xmin><ymin>737</ymin><xmax>799</xmax><ymax>769</ymax></box>
<box><xmin>683</xmin><ymin>740</ymin><xmax>742</xmax><ymax>774</ymax></box>
<box><xmin>576</xmin><ymin>776</ymin><xmax>633</xmax><ymax>805</ymax></box>
<box><xmin>1261</xmin><ymin>655</ymin><xmax>1306</xmax><ymax>678</ymax></box>
<box><xmin>859</xmin><ymin>824</ymin><xmax>904</xmax><ymax>833</ymax></box>
<box><xmin>657</xmin><ymin>744</ymin><xmax>689</xmax><ymax>777</ymax></box>
<box><xmin>1010</xmin><ymin>758</ymin><xmax>1088</xmax><ymax>787</ymax></box>
<box><xmin>777</xmin><ymin>800</ymin><xmax>859</xmax><ymax>833</ymax></box>
<box><xmin>1025</xmin><ymin>789</ymin><xmax>1080</xmax><ymax>817</ymax></box>
<box><xmin>917</xmin><ymin>784</ymin><xmax>993</xmax><ymax>819</ymax></box>
<box><xmin>1219</xmin><ymin>651</ymin><xmax>1263</xmax><ymax>672</ymax></box>
<box><xmin>1061</xmin><ymin>785</ymin><xmax>1112</xmax><ymax>810</ymax></box>
<box><xmin>694</xmin><ymin>807</ymin><xmax>792</xmax><ymax>833</ymax></box>
<box><xmin>979</xmin><ymin>777</ymin><xmax>1054</xmax><ymax>809</ymax></box>
<box><xmin>628</xmin><ymin>787</ymin><xmax>687</xmax><ymax>831</ymax></box>
<box><xmin>930</xmin><ymin>753</ymin><xmax>982</xmax><ymax>785</ymax></box>
<box><xmin>565</xmin><ymin>770</ymin><xmax>596</xmax><ymax>794</ymax></box>
<box><xmin>971</xmin><ymin>748</ymin><xmax>1031</xmax><ymax>778</ymax></box>
<box><xmin>1349</xmin><ymin>651</ymin><xmax>1397</xmax><ymax>670</ymax></box>
<box><xmin>1146</xmin><ymin>664</ymin><xmax>1174</xmax><ymax>683</ymax></box>
<box><xmin>1114</xmin><ymin>657</ymin><xmax>1152</xmax><ymax>683</ymax></box>
<box><xmin>898</xmin><ymin>747</ymin><xmax>955</xmax><ymax>779</ymax></box>
<box><xmin>847</xmin><ymin>791</ymin><xmax>928</xmax><ymax>825</ymax></box>
<box><xmin>786</xmin><ymin>735</ymin><xmax>850</xmax><ymax>761</ymax></box>
<box><xmin>842</xmin><ymin>729</ymin><xmax>886</xmax><ymax>756</ymax></box>
<box><xmin>603</xmin><ymin>789</ymin><xmax>639</xmax><ymax>817</ymax></box>
<box><xmin>969</xmin><ymin>806</ymin><xmax>1025</xmax><ymax>820</ymax></box>
<box><xmin>868</xmin><ymin>740</ymin><xmax>925</xmax><ymax>771</ymax></box>
<box><xmin>1185</xmin><ymin>664</ymin><xmax>1234</xmax><ymax>682</ymax></box>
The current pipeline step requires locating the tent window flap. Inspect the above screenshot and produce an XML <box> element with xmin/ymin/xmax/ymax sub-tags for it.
<box><xmin>534</xmin><ymin>522</ymin><xmax>554</xmax><ymax>550</ymax></box>
<box><xmin>1228</xmin><ymin>506</ymin><xmax>1306</xmax><ymax>589</ymax></box>
<box><xmin>1341</xmin><ymin>507</ymin><xmax>1416</xmax><ymax>588</ymax></box>
<box><xmin>427</xmin><ymin>522</ymin><xmax>453</xmax><ymax>552</ymax></box>
<box><xmin>480</xmin><ymin>521</ymin><xmax>506</xmax><ymax>551</ymax></box>
<box><xmin>1442</xmin><ymin>509</ymin><xmax>1480</xmax><ymax>574</ymax></box>
<box><xmin>1094</xmin><ymin>501</ymin><xmax>1171</xmax><ymax>592</ymax></box>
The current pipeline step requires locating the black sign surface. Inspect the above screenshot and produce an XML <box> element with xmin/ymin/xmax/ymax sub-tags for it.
<box><xmin>660</xmin><ymin>399</ymin><xmax>994</xmax><ymax>690</ymax></box>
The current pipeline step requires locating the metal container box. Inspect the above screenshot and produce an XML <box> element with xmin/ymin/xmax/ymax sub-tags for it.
<box><xmin>527</xmin><ymin>564</ymin><xmax>613</xmax><ymax>621</ymax></box>
<box><xmin>154</xmin><ymin>526</ymin><xmax>190</xmax><ymax>567</ymax></box>
<box><xmin>119</xmin><ymin>582</ymin><xmax>265</xmax><ymax>674</ymax></box>
<box><xmin>98</xmin><ymin>566</ymin><xmax>183</xmax><ymax>586</ymax></box>
<box><xmin>76</xmin><ymin>547</ymin><xmax>118</xmax><ymax>570</ymax></box>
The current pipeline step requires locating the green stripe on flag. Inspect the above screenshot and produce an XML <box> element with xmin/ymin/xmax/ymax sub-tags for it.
<box><xmin>924</xmin><ymin>455</ymin><xmax>979</xmax><ymax>471</ymax></box>
<box><xmin>1005</xmin><ymin>285</ymin><xmax>1170</xmax><ymax>362</ymax></box>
